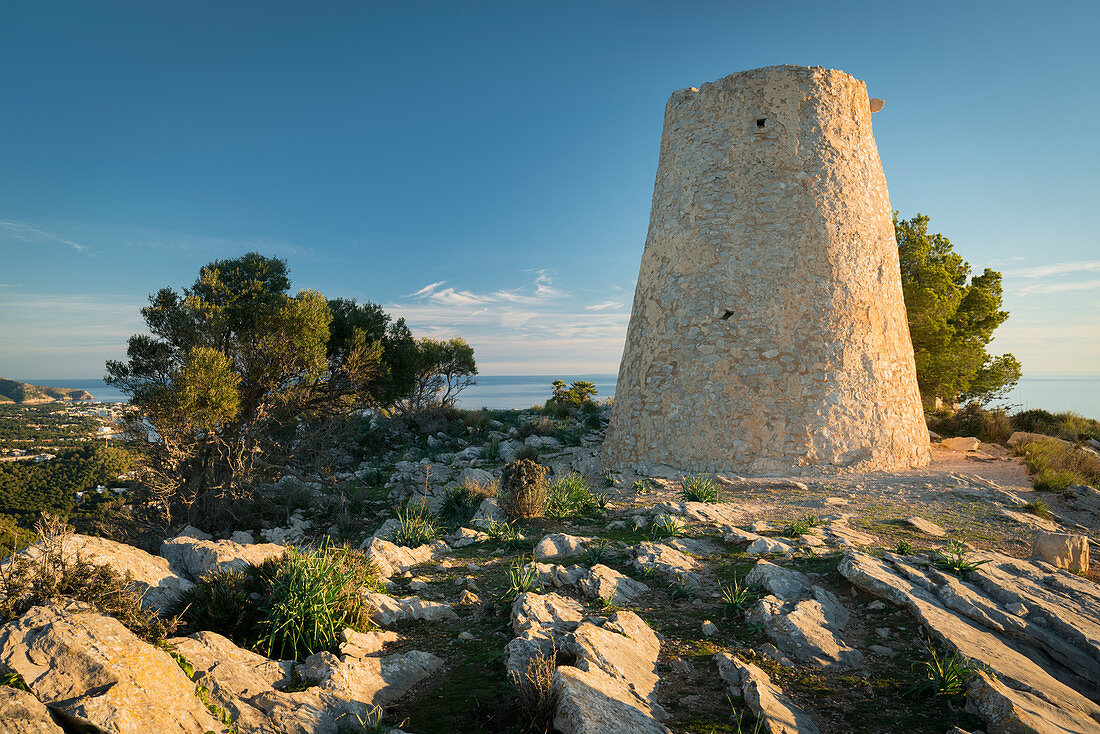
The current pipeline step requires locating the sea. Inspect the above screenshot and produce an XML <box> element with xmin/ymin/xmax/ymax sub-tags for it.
<box><xmin>22</xmin><ymin>373</ymin><xmax>1100</xmax><ymax>420</ymax></box>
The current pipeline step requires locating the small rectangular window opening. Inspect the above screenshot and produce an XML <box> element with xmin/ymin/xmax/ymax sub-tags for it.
<box><xmin>720</xmin><ymin>310</ymin><xmax>735</xmax><ymax>320</ymax></box>
<box><xmin>755</xmin><ymin>118</ymin><xmax>766</xmax><ymax>129</ymax></box>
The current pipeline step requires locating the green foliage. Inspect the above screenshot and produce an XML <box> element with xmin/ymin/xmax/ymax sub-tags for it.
<box><xmin>175</xmin><ymin>542</ymin><xmax>379</xmax><ymax>661</ymax></box>
<box><xmin>1016</xmin><ymin>438</ymin><xmax>1100</xmax><ymax>489</ymax></box>
<box><xmin>105</xmin><ymin>253</ymin><xmax>412</xmax><ymax>529</ymax></box>
<box><xmin>585</xmin><ymin>539</ymin><xmax>611</xmax><ymax>566</ymax></box>
<box><xmin>650</xmin><ymin>515</ymin><xmax>684</xmax><ymax>540</ymax></box>
<box><xmin>498</xmin><ymin>459</ymin><xmax>548</xmax><ymax>520</ymax></box>
<box><xmin>631</xmin><ymin>479</ymin><xmax>649</xmax><ymax>495</ymax></box>
<box><xmin>505</xmin><ymin>560</ymin><xmax>539</xmax><ymax>600</ymax></box>
<box><xmin>678</xmin><ymin>474</ymin><xmax>720</xmax><ymax>503</ymax></box>
<box><xmin>896</xmin><ymin>213</ymin><xmax>1020</xmax><ymax>406</ymax></box>
<box><xmin>908</xmin><ymin>644</ymin><xmax>971</xmax><ymax>699</ymax></box>
<box><xmin>546</xmin><ymin>472</ymin><xmax>596</xmax><ymax>518</ymax></box>
<box><xmin>513</xmin><ymin>444</ymin><xmax>540</xmax><ymax>462</ymax></box>
<box><xmin>895</xmin><ymin>539</ymin><xmax>914</xmax><ymax>555</ymax></box>
<box><xmin>783</xmin><ymin>520</ymin><xmax>812</xmax><ymax>538</ymax></box>
<box><xmin>543</xmin><ymin>379</ymin><xmax>599</xmax><ymax>416</ymax></box>
<box><xmin>931</xmin><ymin>540</ymin><xmax>991</xmax><ymax>575</ymax></box>
<box><xmin>482</xmin><ymin>518</ymin><xmax>523</xmax><ymax>550</ymax></box>
<box><xmin>335</xmin><ymin>705</ymin><xmax>388</xmax><ymax>734</ymax></box>
<box><xmin>438</xmin><ymin>482</ymin><xmax>490</xmax><ymax>528</ymax></box>
<box><xmin>1012</xmin><ymin>409</ymin><xmax>1100</xmax><ymax>442</ymax></box>
<box><xmin>720</xmin><ymin>577</ymin><xmax>761</xmax><ymax>613</ymax></box>
<box><xmin>602</xmin><ymin>471</ymin><xmax>615</xmax><ymax>488</ymax></box>
<box><xmin>398</xmin><ymin>337</ymin><xmax>478</xmax><ymax>416</ymax></box>
<box><xmin>928</xmin><ymin>403</ymin><xmax>1012</xmax><ymax>443</ymax></box>
<box><xmin>1022</xmin><ymin>500</ymin><xmax>1053</xmax><ymax>519</ymax></box>
<box><xmin>482</xmin><ymin>437</ymin><xmax>502</xmax><ymax>463</ymax></box>
<box><xmin>390</xmin><ymin>501</ymin><xmax>441</xmax><ymax>548</ymax></box>
<box><xmin>0</xmin><ymin>671</ymin><xmax>30</xmax><ymax>691</ymax></box>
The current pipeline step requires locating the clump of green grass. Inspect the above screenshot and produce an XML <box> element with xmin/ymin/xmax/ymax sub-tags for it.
<box><xmin>650</xmin><ymin>514</ymin><xmax>684</xmax><ymax>540</ymax></box>
<box><xmin>907</xmin><ymin>643</ymin><xmax>971</xmax><ymax>699</ymax></box>
<box><xmin>632</xmin><ymin>479</ymin><xmax>649</xmax><ymax>495</ymax></box>
<box><xmin>1032</xmin><ymin>468</ymin><xmax>1077</xmax><ymax>492</ymax></box>
<box><xmin>1022</xmin><ymin>499</ymin><xmax>1053</xmax><ymax>519</ymax></box>
<box><xmin>720</xmin><ymin>577</ymin><xmax>761</xmax><ymax>614</ymax></box>
<box><xmin>514</xmin><ymin>444</ymin><xmax>541</xmax><ymax>463</ymax></box>
<box><xmin>585</xmin><ymin>539</ymin><xmax>612</xmax><ymax>566</ymax></box>
<box><xmin>335</xmin><ymin>704</ymin><xmax>388</xmax><ymax>734</ymax></box>
<box><xmin>603</xmin><ymin>470</ymin><xmax>616</xmax><ymax>488</ymax></box>
<box><xmin>931</xmin><ymin>540</ymin><xmax>990</xmax><ymax>575</ymax></box>
<box><xmin>678</xmin><ymin>474</ymin><xmax>720</xmax><ymax>503</ymax></box>
<box><xmin>895</xmin><ymin>539</ymin><xmax>914</xmax><ymax>555</ymax></box>
<box><xmin>175</xmin><ymin>541</ymin><xmax>380</xmax><ymax>662</ymax></box>
<box><xmin>390</xmin><ymin>500</ymin><xmax>441</xmax><ymax>548</ymax></box>
<box><xmin>782</xmin><ymin>514</ymin><xmax>822</xmax><ymax>538</ymax></box>
<box><xmin>482</xmin><ymin>437</ymin><xmax>502</xmax><ymax>463</ymax></box>
<box><xmin>668</xmin><ymin>579</ymin><xmax>696</xmax><ymax>601</ymax></box>
<box><xmin>505</xmin><ymin>560</ymin><xmax>540</xmax><ymax>600</ymax></box>
<box><xmin>1016</xmin><ymin>438</ymin><xmax>1100</xmax><ymax>490</ymax></box>
<box><xmin>547</xmin><ymin>472</ymin><xmax>596</xmax><ymax>518</ymax></box>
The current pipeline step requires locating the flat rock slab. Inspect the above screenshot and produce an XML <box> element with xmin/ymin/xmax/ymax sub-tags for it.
<box><xmin>942</xmin><ymin>437</ymin><xmax>982</xmax><ymax>452</ymax></box>
<box><xmin>300</xmin><ymin>649</ymin><xmax>443</xmax><ymax>706</ymax></box>
<box><xmin>553</xmin><ymin>665</ymin><xmax>671</xmax><ymax>734</ymax></box>
<box><xmin>633</xmin><ymin>541</ymin><xmax>701</xmax><ymax>586</ymax></box>
<box><xmin>0</xmin><ymin>687</ymin><xmax>64</xmax><ymax>734</ymax></box>
<box><xmin>511</xmin><ymin>592</ymin><xmax>585</xmax><ymax>635</ymax></box>
<box><xmin>0</xmin><ymin>603</ymin><xmax>221</xmax><ymax>734</ymax></box>
<box><xmin>716</xmin><ymin>653</ymin><xmax>820</xmax><ymax>734</ymax></box>
<box><xmin>904</xmin><ymin>516</ymin><xmax>946</xmax><ymax>537</ymax></box>
<box><xmin>578</xmin><ymin>564</ymin><xmax>650</xmax><ymax>605</ymax></box>
<box><xmin>839</xmin><ymin>551</ymin><xmax>1100</xmax><ymax>730</ymax></box>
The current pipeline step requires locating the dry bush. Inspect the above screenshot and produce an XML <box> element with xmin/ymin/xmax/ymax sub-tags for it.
<box><xmin>929</xmin><ymin>403</ymin><xmax>1012</xmax><ymax>443</ymax></box>
<box><xmin>0</xmin><ymin>514</ymin><xmax>172</xmax><ymax>643</ymax></box>
<box><xmin>1015</xmin><ymin>439</ymin><xmax>1100</xmax><ymax>490</ymax></box>
<box><xmin>499</xmin><ymin>460</ymin><xmax>548</xmax><ymax>520</ymax></box>
<box><xmin>510</xmin><ymin>647</ymin><xmax>558</xmax><ymax>732</ymax></box>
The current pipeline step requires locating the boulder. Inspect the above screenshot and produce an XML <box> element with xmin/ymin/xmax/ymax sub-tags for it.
<box><xmin>746</xmin><ymin>536</ymin><xmax>793</xmax><ymax>556</ymax></box>
<box><xmin>450</xmin><ymin>526</ymin><xmax>488</xmax><ymax>548</ymax></box>
<box><xmin>534</xmin><ymin>533</ymin><xmax>589</xmax><ymax>560</ymax></box>
<box><xmin>339</xmin><ymin>628</ymin><xmax>401</xmax><ymax>658</ymax></box>
<box><xmin>363</xmin><ymin>593</ymin><xmax>458</xmax><ymax>626</ymax></box>
<box><xmin>553</xmin><ymin>665</ymin><xmax>671</xmax><ymax>734</ymax></box>
<box><xmin>0</xmin><ymin>686</ymin><xmax>64</xmax><ymax>734</ymax></box>
<box><xmin>578</xmin><ymin>564</ymin><xmax>649</xmax><ymax>605</ymax></box>
<box><xmin>715</xmin><ymin>653</ymin><xmax>820</xmax><ymax>734</ymax></box>
<box><xmin>8</xmin><ymin>534</ymin><xmax>193</xmax><ymax>613</ymax></box>
<box><xmin>632</xmin><ymin>542</ymin><xmax>700</xmax><ymax>586</ymax></box>
<box><xmin>160</xmin><ymin>535</ymin><xmax>285</xmax><ymax>581</ymax></box>
<box><xmin>512</xmin><ymin>592</ymin><xmax>585</xmax><ymax>635</ymax></box>
<box><xmin>458</xmin><ymin>467</ymin><xmax>494</xmax><ymax>487</ymax></box>
<box><xmin>566</xmin><ymin>612</ymin><xmax>661</xmax><ymax>701</ymax></box>
<box><xmin>362</xmin><ymin>536</ymin><xmax>449</xmax><ymax>579</ymax></box>
<box><xmin>470</xmin><ymin>498</ymin><xmax>505</xmax><ymax>528</ymax></box>
<box><xmin>942</xmin><ymin>437</ymin><xmax>982</xmax><ymax>452</ymax></box>
<box><xmin>525</xmin><ymin>435</ymin><xmax>563</xmax><ymax>450</ymax></box>
<box><xmin>1031</xmin><ymin>532</ymin><xmax>1090</xmax><ymax>573</ymax></box>
<box><xmin>299</xmin><ymin>649</ymin><xmax>443</xmax><ymax>706</ymax></box>
<box><xmin>0</xmin><ymin>602</ymin><xmax>222</xmax><ymax>733</ymax></box>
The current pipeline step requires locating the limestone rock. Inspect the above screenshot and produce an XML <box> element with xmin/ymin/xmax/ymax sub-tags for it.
<box><xmin>470</xmin><ymin>498</ymin><xmax>505</xmax><ymax>528</ymax></box>
<box><xmin>578</xmin><ymin>564</ymin><xmax>650</xmax><ymax>604</ymax></box>
<box><xmin>511</xmin><ymin>592</ymin><xmax>585</xmax><ymax>635</ymax></box>
<box><xmin>942</xmin><ymin>437</ymin><xmax>982</xmax><ymax>452</ymax></box>
<box><xmin>339</xmin><ymin>628</ymin><xmax>401</xmax><ymax>658</ymax></box>
<box><xmin>363</xmin><ymin>592</ymin><xmax>457</xmax><ymax>626</ymax></box>
<box><xmin>633</xmin><ymin>541</ymin><xmax>700</xmax><ymax>586</ymax></box>
<box><xmin>716</xmin><ymin>653</ymin><xmax>820</xmax><ymax>734</ymax></box>
<box><xmin>533</xmin><ymin>562</ymin><xmax>589</xmax><ymax>588</ymax></box>
<box><xmin>161</xmin><ymin>535</ymin><xmax>285</xmax><ymax>581</ymax></box>
<box><xmin>9</xmin><ymin>534</ymin><xmax>193</xmax><ymax>613</ymax></box>
<box><xmin>553</xmin><ymin>665</ymin><xmax>671</xmax><ymax>734</ymax></box>
<box><xmin>839</xmin><ymin>551</ymin><xmax>1100</xmax><ymax>729</ymax></box>
<box><xmin>0</xmin><ymin>686</ymin><xmax>64</xmax><ymax>734</ymax></box>
<box><xmin>458</xmin><ymin>466</ymin><xmax>494</xmax><ymax>488</ymax></box>
<box><xmin>0</xmin><ymin>603</ymin><xmax>222</xmax><ymax>733</ymax></box>
<box><xmin>1031</xmin><ymin>532</ymin><xmax>1089</xmax><ymax>573</ymax></box>
<box><xmin>904</xmin><ymin>516</ymin><xmax>946</xmax><ymax>537</ymax></box>
<box><xmin>967</xmin><ymin>669</ymin><xmax>1098</xmax><ymax>734</ymax></box>
<box><xmin>228</xmin><ymin>530</ymin><xmax>256</xmax><ymax>545</ymax></box>
<box><xmin>299</xmin><ymin>649</ymin><xmax>442</xmax><ymax>706</ymax></box>
<box><xmin>451</xmin><ymin>526</ymin><xmax>488</xmax><ymax>548</ymax></box>
<box><xmin>566</xmin><ymin>612</ymin><xmax>662</xmax><ymax>702</ymax></box>
<box><xmin>534</xmin><ymin>533</ymin><xmax>590</xmax><ymax>560</ymax></box>
<box><xmin>746</xmin><ymin>536</ymin><xmax>793</xmax><ymax>556</ymax></box>
<box><xmin>362</xmin><ymin>536</ymin><xmax>448</xmax><ymax>579</ymax></box>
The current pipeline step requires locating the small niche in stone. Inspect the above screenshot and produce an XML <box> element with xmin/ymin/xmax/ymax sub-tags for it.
<box><xmin>720</xmin><ymin>310</ymin><xmax>735</xmax><ymax>320</ymax></box>
<box><xmin>756</xmin><ymin>118</ymin><xmax>766</xmax><ymax>128</ymax></box>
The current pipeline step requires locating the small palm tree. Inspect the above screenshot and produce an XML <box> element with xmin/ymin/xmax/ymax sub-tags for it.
<box><xmin>551</xmin><ymin>379</ymin><xmax>568</xmax><ymax>402</ymax></box>
<box><xmin>568</xmin><ymin>380</ymin><xmax>598</xmax><ymax>405</ymax></box>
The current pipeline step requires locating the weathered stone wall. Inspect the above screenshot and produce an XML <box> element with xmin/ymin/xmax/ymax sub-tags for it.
<box><xmin>603</xmin><ymin>65</ymin><xmax>930</xmax><ymax>476</ymax></box>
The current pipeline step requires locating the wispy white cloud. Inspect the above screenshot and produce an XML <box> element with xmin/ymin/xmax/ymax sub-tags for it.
<box><xmin>389</xmin><ymin>270</ymin><xmax>629</xmax><ymax>373</ymax></box>
<box><xmin>1004</xmin><ymin>260</ymin><xmax>1100</xmax><ymax>279</ymax></box>
<box><xmin>0</xmin><ymin>220</ymin><xmax>89</xmax><ymax>253</ymax></box>
<box><xmin>585</xmin><ymin>301</ymin><xmax>623</xmax><ymax>311</ymax></box>
<box><xmin>1017</xmin><ymin>279</ymin><xmax>1100</xmax><ymax>296</ymax></box>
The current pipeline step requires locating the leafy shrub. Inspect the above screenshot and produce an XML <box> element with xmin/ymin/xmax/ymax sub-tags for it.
<box><xmin>499</xmin><ymin>460</ymin><xmax>548</xmax><ymax>520</ymax></box>
<box><xmin>928</xmin><ymin>403</ymin><xmax>1011</xmax><ymax>443</ymax></box>
<box><xmin>547</xmin><ymin>473</ymin><xmax>596</xmax><ymax>518</ymax></box>
<box><xmin>678</xmin><ymin>475</ymin><xmax>719</xmax><ymax>503</ymax></box>
<box><xmin>176</xmin><ymin>542</ymin><xmax>380</xmax><ymax>661</ymax></box>
<box><xmin>514</xmin><ymin>444</ymin><xmax>540</xmax><ymax>463</ymax></box>
<box><xmin>1012</xmin><ymin>409</ymin><xmax>1100</xmax><ymax>441</ymax></box>
<box><xmin>1016</xmin><ymin>438</ymin><xmax>1100</xmax><ymax>489</ymax></box>
<box><xmin>518</xmin><ymin>417</ymin><xmax>557</xmax><ymax>440</ymax></box>
<box><xmin>0</xmin><ymin>514</ymin><xmax>171</xmax><ymax>644</ymax></box>
<box><xmin>505</xmin><ymin>560</ymin><xmax>540</xmax><ymax>600</ymax></box>
<box><xmin>438</xmin><ymin>477</ymin><xmax>496</xmax><ymax>528</ymax></box>
<box><xmin>482</xmin><ymin>437</ymin><xmax>502</xmax><ymax>463</ymax></box>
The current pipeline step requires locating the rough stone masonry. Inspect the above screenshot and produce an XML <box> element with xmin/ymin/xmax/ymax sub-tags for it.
<box><xmin>604</xmin><ymin>65</ymin><xmax>930</xmax><ymax>476</ymax></box>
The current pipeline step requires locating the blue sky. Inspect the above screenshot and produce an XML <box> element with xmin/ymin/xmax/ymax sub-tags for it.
<box><xmin>1</xmin><ymin>1</ymin><xmax>1097</xmax><ymax>379</ymax></box>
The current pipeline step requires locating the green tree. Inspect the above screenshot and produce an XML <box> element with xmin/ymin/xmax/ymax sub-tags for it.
<box><xmin>398</xmin><ymin>337</ymin><xmax>478</xmax><ymax>415</ymax></box>
<box><xmin>105</xmin><ymin>253</ymin><xmax>399</xmax><ymax>528</ymax></box>
<box><xmin>896</xmin><ymin>214</ymin><xmax>1021</xmax><ymax>407</ymax></box>
<box><xmin>567</xmin><ymin>380</ymin><xmax>598</xmax><ymax>405</ymax></box>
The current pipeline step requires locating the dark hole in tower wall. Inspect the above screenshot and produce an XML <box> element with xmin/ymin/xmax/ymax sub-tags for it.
<box><xmin>756</xmin><ymin>118</ymin><xmax>766</xmax><ymax>128</ymax></box>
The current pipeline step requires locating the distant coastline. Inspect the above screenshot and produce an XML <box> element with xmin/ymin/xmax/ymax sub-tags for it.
<box><xmin>17</xmin><ymin>373</ymin><xmax>1100</xmax><ymax>418</ymax></box>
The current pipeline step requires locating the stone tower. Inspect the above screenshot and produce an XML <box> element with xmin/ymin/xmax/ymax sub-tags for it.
<box><xmin>603</xmin><ymin>65</ymin><xmax>930</xmax><ymax>476</ymax></box>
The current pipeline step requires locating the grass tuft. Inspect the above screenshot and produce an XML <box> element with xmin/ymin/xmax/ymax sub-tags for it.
<box><xmin>678</xmin><ymin>474</ymin><xmax>720</xmax><ymax>503</ymax></box>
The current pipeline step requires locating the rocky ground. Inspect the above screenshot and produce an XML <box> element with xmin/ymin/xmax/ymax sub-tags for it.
<box><xmin>1</xmin><ymin>408</ymin><xmax>1098</xmax><ymax>734</ymax></box>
